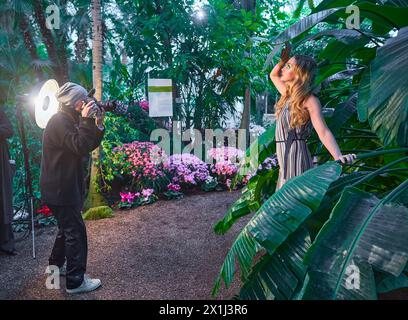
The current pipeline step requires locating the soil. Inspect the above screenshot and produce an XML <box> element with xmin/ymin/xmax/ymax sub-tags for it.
<box><xmin>0</xmin><ymin>190</ymin><xmax>249</xmax><ymax>300</ymax></box>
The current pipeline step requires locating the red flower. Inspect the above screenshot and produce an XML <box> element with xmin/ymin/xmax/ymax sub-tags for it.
<box><xmin>36</xmin><ymin>205</ymin><xmax>53</xmax><ymax>217</ymax></box>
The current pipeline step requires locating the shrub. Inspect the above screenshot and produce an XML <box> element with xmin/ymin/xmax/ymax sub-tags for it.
<box><xmin>36</xmin><ymin>205</ymin><xmax>57</xmax><ymax>227</ymax></box>
<box><xmin>118</xmin><ymin>189</ymin><xmax>158</xmax><ymax>209</ymax></box>
<box><xmin>208</xmin><ymin>147</ymin><xmax>245</xmax><ymax>189</ymax></box>
<box><xmin>164</xmin><ymin>153</ymin><xmax>210</xmax><ymax>188</ymax></box>
<box><xmin>163</xmin><ymin>183</ymin><xmax>184</xmax><ymax>200</ymax></box>
<box><xmin>208</xmin><ymin>147</ymin><xmax>245</xmax><ymax>164</ymax></box>
<box><xmin>110</xmin><ymin>141</ymin><xmax>169</xmax><ymax>193</ymax></box>
<box><xmin>83</xmin><ymin>206</ymin><xmax>114</xmax><ymax>220</ymax></box>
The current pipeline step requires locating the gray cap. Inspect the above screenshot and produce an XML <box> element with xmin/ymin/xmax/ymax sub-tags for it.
<box><xmin>55</xmin><ymin>82</ymin><xmax>88</xmax><ymax>108</ymax></box>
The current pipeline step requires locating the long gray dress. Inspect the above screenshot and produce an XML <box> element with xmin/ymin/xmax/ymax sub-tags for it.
<box><xmin>275</xmin><ymin>99</ymin><xmax>314</xmax><ymax>191</ymax></box>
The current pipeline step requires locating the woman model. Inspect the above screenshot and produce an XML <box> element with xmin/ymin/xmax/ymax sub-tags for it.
<box><xmin>270</xmin><ymin>44</ymin><xmax>356</xmax><ymax>190</ymax></box>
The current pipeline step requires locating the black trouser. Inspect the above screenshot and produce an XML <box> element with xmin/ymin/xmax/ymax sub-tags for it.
<box><xmin>47</xmin><ymin>204</ymin><xmax>87</xmax><ymax>289</ymax></box>
<box><xmin>0</xmin><ymin>223</ymin><xmax>15</xmax><ymax>253</ymax></box>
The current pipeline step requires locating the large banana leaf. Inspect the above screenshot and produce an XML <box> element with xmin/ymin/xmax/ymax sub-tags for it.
<box><xmin>297</xmin><ymin>29</ymin><xmax>364</xmax><ymax>46</ymax></box>
<box><xmin>376</xmin><ymin>273</ymin><xmax>408</xmax><ymax>294</ymax></box>
<box><xmin>356</xmin><ymin>66</ymin><xmax>371</xmax><ymax>122</ymax></box>
<box><xmin>317</xmin><ymin>37</ymin><xmax>374</xmax><ymax>65</ymax></box>
<box><xmin>313</xmin><ymin>1</ymin><xmax>408</xmax><ymax>34</ymax></box>
<box><xmin>263</xmin><ymin>7</ymin><xmax>345</xmax><ymax>70</ymax></box>
<box><xmin>308</xmin><ymin>153</ymin><xmax>408</xmax><ymax>237</ymax></box>
<box><xmin>313</xmin><ymin>0</ymin><xmax>408</xmax><ymax>13</ymax></box>
<box><xmin>212</xmin><ymin>162</ymin><xmax>342</xmax><ymax>296</ymax></box>
<box><xmin>237</xmin><ymin>122</ymin><xmax>276</xmax><ymax>177</ymax></box>
<box><xmin>358</xmin><ymin>2</ymin><xmax>408</xmax><ymax>29</ymax></box>
<box><xmin>325</xmin><ymin>92</ymin><xmax>358</xmax><ymax>135</ymax></box>
<box><xmin>214</xmin><ymin>124</ymin><xmax>278</xmax><ymax>235</ymax></box>
<box><xmin>321</xmin><ymin>68</ymin><xmax>364</xmax><ymax>87</ymax></box>
<box><xmin>214</xmin><ymin>167</ymin><xmax>278</xmax><ymax>235</ymax></box>
<box><xmin>358</xmin><ymin>27</ymin><xmax>408</xmax><ymax>147</ymax></box>
<box><xmin>239</xmin><ymin>227</ymin><xmax>311</xmax><ymax>300</ymax></box>
<box><xmin>306</xmin><ymin>171</ymin><xmax>368</xmax><ymax>239</ymax></box>
<box><xmin>266</xmin><ymin>1</ymin><xmax>408</xmax><ymax>70</ymax></box>
<box><xmin>302</xmin><ymin>182</ymin><xmax>408</xmax><ymax>300</ymax></box>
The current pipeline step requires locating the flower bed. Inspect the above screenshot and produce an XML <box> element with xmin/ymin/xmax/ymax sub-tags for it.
<box><xmin>102</xmin><ymin>142</ymin><xmax>250</xmax><ymax>210</ymax></box>
<box><xmin>111</xmin><ymin>141</ymin><xmax>169</xmax><ymax>192</ymax></box>
<box><xmin>165</xmin><ymin>153</ymin><xmax>210</xmax><ymax>187</ymax></box>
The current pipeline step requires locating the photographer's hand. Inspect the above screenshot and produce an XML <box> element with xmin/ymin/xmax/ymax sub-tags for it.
<box><xmin>81</xmin><ymin>100</ymin><xmax>97</xmax><ymax>118</ymax></box>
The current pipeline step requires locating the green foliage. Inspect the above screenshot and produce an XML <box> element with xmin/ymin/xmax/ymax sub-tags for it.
<box><xmin>1</xmin><ymin>0</ymin><xmax>295</xmax><ymax>207</ymax></box>
<box><xmin>163</xmin><ymin>189</ymin><xmax>184</xmax><ymax>200</ymax></box>
<box><xmin>303</xmin><ymin>183</ymin><xmax>408</xmax><ymax>300</ymax></box>
<box><xmin>213</xmin><ymin>0</ymin><xmax>408</xmax><ymax>300</ymax></box>
<box><xmin>118</xmin><ymin>192</ymin><xmax>158</xmax><ymax>209</ymax></box>
<box><xmin>201</xmin><ymin>179</ymin><xmax>218</xmax><ymax>192</ymax></box>
<box><xmin>83</xmin><ymin>206</ymin><xmax>114</xmax><ymax>221</ymax></box>
<box><xmin>357</xmin><ymin>27</ymin><xmax>408</xmax><ymax>147</ymax></box>
<box><xmin>212</xmin><ymin>162</ymin><xmax>342</xmax><ymax>297</ymax></box>
<box><xmin>376</xmin><ymin>273</ymin><xmax>408</xmax><ymax>294</ymax></box>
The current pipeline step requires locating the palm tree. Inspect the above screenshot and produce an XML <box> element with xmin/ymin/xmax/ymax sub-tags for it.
<box><xmin>83</xmin><ymin>0</ymin><xmax>106</xmax><ymax>211</ymax></box>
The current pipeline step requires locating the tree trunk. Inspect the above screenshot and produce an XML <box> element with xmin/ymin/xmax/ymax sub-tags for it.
<box><xmin>83</xmin><ymin>0</ymin><xmax>106</xmax><ymax>211</ymax></box>
<box><xmin>240</xmin><ymin>86</ymin><xmax>251</xmax><ymax>145</ymax></box>
<box><xmin>238</xmin><ymin>0</ymin><xmax>256</xmax><ymax>142</ymax></box>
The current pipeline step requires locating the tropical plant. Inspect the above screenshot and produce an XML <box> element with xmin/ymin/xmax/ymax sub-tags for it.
<box><xmin>213</xmin><ymin>0</ymin><xmax>408</xmax><ymax>300</ymax></box>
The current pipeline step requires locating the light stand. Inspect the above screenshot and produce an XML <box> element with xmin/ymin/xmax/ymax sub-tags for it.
<box><xmin>15</xmin><ymin>100</ymin><xmax>36</xmax><ymax>259</ymax></box>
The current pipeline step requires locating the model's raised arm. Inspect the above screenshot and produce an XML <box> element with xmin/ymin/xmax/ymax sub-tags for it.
<box><xmin>269</xmin><ymin>43</ymin><xmax>291</xmax><ymax>96</ymax></box>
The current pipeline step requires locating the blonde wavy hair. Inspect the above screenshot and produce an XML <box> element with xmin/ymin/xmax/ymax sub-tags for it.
<box><xmin>275</xmin><ymin>55</ymin><xmax>317</xmax><ymax>129</ymax></box>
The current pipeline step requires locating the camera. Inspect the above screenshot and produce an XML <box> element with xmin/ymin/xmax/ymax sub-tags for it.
<box><xmin>86</xmin><ymin>88</ymin><xmax>128</xmax><ymax>115</ymax></box>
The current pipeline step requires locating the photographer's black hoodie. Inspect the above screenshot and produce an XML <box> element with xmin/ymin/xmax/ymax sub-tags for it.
<box><xmin>40</xmin><ymin>108</ymin><xmax>104</xmax><ymax>206</ymax></box>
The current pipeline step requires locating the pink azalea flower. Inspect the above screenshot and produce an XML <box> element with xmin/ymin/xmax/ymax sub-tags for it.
<box><xmin>138</xmin><ymin>100</ymin><xmax>149</xmax><ymax>111</ymax></box>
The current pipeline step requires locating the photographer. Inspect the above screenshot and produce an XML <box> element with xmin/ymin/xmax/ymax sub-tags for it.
<box><xmin>40</xmin><ymin>82</ymin><xmax>104</xmax><ymax>294</ymax></box>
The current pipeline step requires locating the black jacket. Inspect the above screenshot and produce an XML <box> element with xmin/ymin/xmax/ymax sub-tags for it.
<box><xmin>40</xmin><ymin>108</ymin><xmax>104</xmax><ymax>206</ymax></box>
<box><xmin>0</xmin><ymin>108</ymin><xmax>14</xmax><ymax>225</ymax></box>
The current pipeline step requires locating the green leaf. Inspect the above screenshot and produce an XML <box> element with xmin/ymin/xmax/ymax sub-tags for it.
<box><xmin>358</xmin><ymin>2</ymin><xmax>408</xmax><ymax>30</ymax></box>
<box><xmin>325</xmin><ymin>93</ymin><xmax>358</xmax><ymax>135</ymax></box>
<box><xmin>214</xmin><ymin>168</ymin><xmax>278</xmax><ymax>235</ymax></box>
<box><xmin>263</xmin><ymin>7</ymin><xmax>345</xmax><ymax>70</ymax></box>
<box><xmin>303</xmin><ymin>182</ymin><xmax>408</xmax><ymax>300</ymax></box>
<box><xmin>297</xmin><ymin>29</ymin><xmax>364</xmax><ymax>46</ymax></box>
<box><xmin>212</xmin><ymin>162</ymin><xmax>342</xmax><ymax>297</ymax></box>
<box><xmin>356</xmin><ymin>66</ymin><xmax>371</xmax><ymax>122</ymax></box>
<box><xmin>364</xmin><ymin>27</ymin><xmax>408</xmax><ymax>147</ymax></box>
<box><xmin>237</xmin><ymin>122</ymin><xmax>276</xmax><ymax>178</ymax></box>
<box><xmin>239</xmin><ymin>228</ymin><xmax>311</xmax><ymax>300</ymax></box>
<box><xmin>247</xmin><ymin>162</ymin><xmax>342</xmax><ymax>253</ymax></box>
<box><xmin>321</xmin><ymin>68</ymin><xmax>364</xmax><ymax>87</ymax></box>
<box><xmin>377</xmin><ymin>273</ymin><xmax>408</xmax><ymax>294</ymax></box>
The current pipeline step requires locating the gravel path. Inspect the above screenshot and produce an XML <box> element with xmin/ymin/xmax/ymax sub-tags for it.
<box><xmin>0</xmin><ymin>191</ymin><xmax>249</xmax><ymax>300</ymax></box>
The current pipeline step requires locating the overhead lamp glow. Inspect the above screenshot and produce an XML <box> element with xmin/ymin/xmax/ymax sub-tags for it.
<box><xmin>196</xmin><ymin>9</ymin><xmax>206</xmax><ymax>20</ymax></box>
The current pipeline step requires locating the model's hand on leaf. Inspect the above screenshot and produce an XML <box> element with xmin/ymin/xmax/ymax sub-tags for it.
<box><xmin>280</xmin><ymin>42</ymin><xmax>292</xmax><ymax>63</ymax></box>
<box><xmin>337</xmin><ymin>153</ymin><xmax>357</xmax><ymax>164</ymax></box>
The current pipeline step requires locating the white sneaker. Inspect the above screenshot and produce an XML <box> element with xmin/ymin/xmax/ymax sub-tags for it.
<box><xmin>66</xmin><ymin>275</ymin><xmax>101</xmax><ymax>294</ymax></box>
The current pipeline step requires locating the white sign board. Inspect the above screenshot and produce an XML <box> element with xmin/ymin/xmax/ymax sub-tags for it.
<box><xmin>148</xmin><ymin>79</ymin><xmax>173</xmax><ymax>117</ymax></box>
